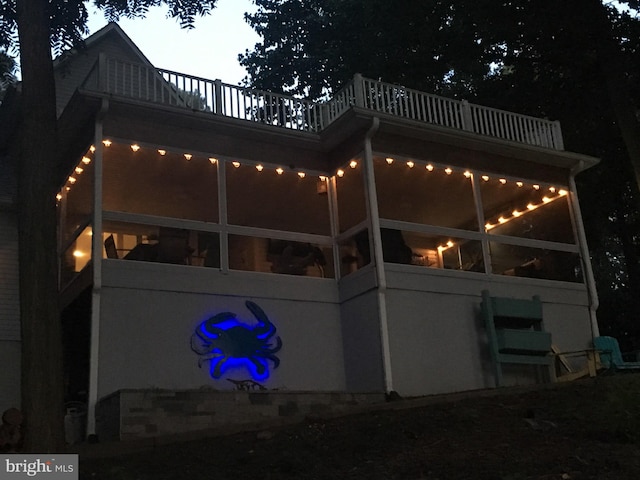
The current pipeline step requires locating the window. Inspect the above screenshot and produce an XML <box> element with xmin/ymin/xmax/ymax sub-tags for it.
<box><xmin>102</xmin><ymin>143</ymin><xmax>219</xmax><ymax>222</ymax></box>
<box><xmin>226</xmin><ymin>162</ymin><xmax>331</xmax><ymax>235</ymax></box>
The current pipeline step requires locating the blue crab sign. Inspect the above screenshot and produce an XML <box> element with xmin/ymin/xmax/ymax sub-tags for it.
<box><xmin>190</xmin><ymin>301</ymin><xmax>282</xmax><ymax>381</ymax></box>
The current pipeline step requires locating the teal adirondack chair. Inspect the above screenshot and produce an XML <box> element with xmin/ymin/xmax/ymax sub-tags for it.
<box><xmin>593</xmin><ymin>336</ymin><xmax>640</xmax><ymax>371</ymax></box>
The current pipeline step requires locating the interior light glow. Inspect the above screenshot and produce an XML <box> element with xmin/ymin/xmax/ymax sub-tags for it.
<box><xmin>386</xmin><ymin>157</ymin><xmax>394</xmax><ymax>164</ymax></box>
<box><xmin>209</xmin><ymin>157</ymin><xmax>218</xmax><ymax>164</ymax></box>
<box><xmin>445</xmin><ymin>168</ymin><xmax>452</xmax><ymax>175</ymax></box>
<box><xmin>232</xmin><ymin>161</ymin><xmax>240</xmax><ymax>168</ymax></box>
<box><xmin>81</xmin><ymin>156</ymin><xmax>91</xmax><ymax>164</ymax></box>
<box><xmin>349</xmin><ymin>160</ymin><xmax>358</xmax><ymax>168</ymax></box>
<box><xmin>130</xmin><ymin>144</ymin><xmax>140</xmax><ymax>152</ymax></box>
<box><xmin>482</xmin><ymin>175</ymin><xmax>489</xmax><ymax>181</ymax></box>
<box><xmin>406</xmin><ymin>161</ymin><xmax>415</xmax><ymax>168</ymax></box>
<box><xmin>102</xmin><ymin>139</ymin><xmax>112</xmax><ymax>147</ymax></box>
<box><xmin>255</xmin><ymin>164</ymin><xmax>264</xmax><ymax>172</ymax></box>
<box><xmin>446</xmin><ymin>240</ymin><xmax>454</xmax><ymax>248</ymax></box>
<box><xmin>184</xmin><ymin>153</ymin><xmax>192</xmax><ymax>160</ymax></box>
<box><xmin>336</xmin><ymin>169</ymin><xmax>345</xmax><ymax>177</ymax></box>
<box><xmin>276</xmin><ymin>167</ymin><xmax>284</xmax><ymax>175</ymax></box>
<box><xmin>298</xmin><ymin>171</ymin><xmax>306</xmax><ymax>178</ymax></box>
<box><xmin>426</xmin><ymin>164</ymin><xmax>434</xmax><ymax>171</ymax></box>
<box><xmin>73</xmin><ymin>250</ymin><xmax>85</xmax><ymax>258</ymax></box>
<box><xmin>158</xmin><ymin>149</ymin><xmax>167</xmax><ymax>155</ymax></box>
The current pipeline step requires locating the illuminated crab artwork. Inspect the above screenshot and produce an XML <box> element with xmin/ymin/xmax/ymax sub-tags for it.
<box><xmin>190</xmin><ymin>301</ymin><xmax>282</xmax><ymax>381</ymax></box>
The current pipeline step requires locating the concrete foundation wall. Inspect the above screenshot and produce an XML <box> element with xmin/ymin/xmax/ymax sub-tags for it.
<box><xmin>96</xmin><ymin>389</ymin><xmax>386</xmax><ymax>441</ymax></box>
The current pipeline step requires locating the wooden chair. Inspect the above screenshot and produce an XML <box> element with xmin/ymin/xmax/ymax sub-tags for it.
<box><xmin>104</xmin><ymin>234</ymin><xmax>118</xmax><ymax>259</ymax></box>
<box><xmin>481</xmin><ymin>290</ymin><xmax>552</xmax><ymax>387</ymax></box>
<box><xmin>550</xmin><ymin>345</ymin><xmax>600</xmax><ymax>382</ymax></box>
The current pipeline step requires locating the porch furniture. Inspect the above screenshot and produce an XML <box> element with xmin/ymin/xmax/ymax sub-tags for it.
<box><xmin>593</xmin><ymin>336</ymin><xmax>640</xmax><ymax>371</ymax></box>
<box><xmin>481</xmin><ymin>290</ymin><xmax>553</xmax><ymax>387</ymax></box>
<box><xmin>104</xmin><ymin>235</ymin><xmax>118</xmax><ymax>259</ymax></box>
<box><xmin>550</xmin><ymin>345</ymin><xmax>600</xmax><ymax>382</ymax></box>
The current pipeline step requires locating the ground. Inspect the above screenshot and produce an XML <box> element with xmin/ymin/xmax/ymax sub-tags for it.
<box><xmin>80</xmin><ymin>374</ymin><xmax>640</xmax><ymax>479</ymax></box>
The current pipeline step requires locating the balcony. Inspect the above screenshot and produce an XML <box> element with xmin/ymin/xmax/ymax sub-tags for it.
<box><xmin>82</xmin><ymin>55</ymin><xmax>564</xmax><ymax>151</ymax></box>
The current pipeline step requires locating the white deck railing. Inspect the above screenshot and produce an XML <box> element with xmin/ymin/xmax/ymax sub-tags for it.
<box><xmin>87</xmin><ymin>55</ymin><xmax>563</xmax><ymax>150</ymax></box>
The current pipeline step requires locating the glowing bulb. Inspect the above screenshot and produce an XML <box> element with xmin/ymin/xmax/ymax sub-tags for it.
<box><xmin>255</xmin><ymin>164</ymin><xmax>264</xmax><ymax>172</ymax></box>
<box><xmin>209</xmin><ymin>157</ymin><xmax>218</xmax><ymax>164</ymax></box>
<box><xmin>512</xmin><ymin>210</ymin><xmax>522</xmax><ymax>217</ymax></box>
<box><xmin>549</xmin><ymin>186</ymin><xmax>556</xmax><ymax>193</ymax></box>
<box><xmin>527</xmin><ymin>203</ymin><xmax>535</xmax><ymax>210</ymax></box>
<box><xmin>130</xmin><ymin>144</ymin><xmax>140</xmax><ymax>152</ymax></box>
<box><xmin>426</xmin><ymin>164</ymin><xmax>434</xmax><ymax>171</ymax></box>
<box><xmin>337</xmin><ymin>169</ymin><xmax>345</xmax><ymax>177</ymax></box>
<box><xmin>102</xmin><ymin>139</ymin><xmax>112</xmax><ymax>147</ymax></box>
<box><xmin>232</xmin><ymin>161</ymin><xmax>240</xmax><ymax>168</ymax></box>
<box><xmin>447</xmin><ymin>240</ymin><xmax>454</xmax><ymax>248</ymax></box>
<box><xmin>533</xmin><ymin>184</ymin><xmax>540</xmax><ymax>190</ymax></box>
<box><xmin>516</xmin><ymin>181</ymin><xmax>523</xmax><ymax>187</ymax></box>
<box><xmin>482</xmin><ymin>175</ymin><xmax>489</xmax><ymax>181</ymax></box>
<box><xmin>319</xmin><ymin>175</ymin><xmax>327</xmax><ymax>181</ymax></box>
<box><xmin>276</xmin><ymin>167</ymin><xmax>284</xmax><ymax>175</ymax></box>
<box><xmin>89</xmin><ymin>145</ymin><xmax>96</xmax><ymax>153</ymax></box>
<box><xmin>184</xmin><ymin>153</ymin><xmax>192</xmax><ymax>161</ymax></box>
<box><xmin>445</xmin><ymin>168</ymin><xmax>452</xmax><ymax>175</ymax></box>
<box><xmin>386</xmin><ymin>157</ymin><xmax>394</xmax><ymax>165</ymax></box>
<box><xmin>406</xmin><ymin>161</ymin><xmax>415</xmax><ymax>168</ymax></box>
<box><xmin>542</xmin><ymin>196</ymin><xmax>551</xmax><ymax>203</ymax></box>
<box><xmin>68</xmin><ymin>176</ymin><xmax>77</xmax><ymax>184</ymax></box>
<box><xmin>349</xmin><ymin>160</ymin><xmax>358</xmax><ymax>168</ymax></box>
<box><xmin>82</xmin><ymin>156</ymin><xmax>91</xmax><ymax>164</ymax></box>
<box><xmin>463</xmin><ymin>171</ymin><xmax>472</xmax><ymax>178</ymax></box>
<box><xmin>298</xmin><ymin>171</ymin><xmax>306</xmax><ymax>178</ymax></box>
<box><xmin>158</xmin><ymin>149</ymin><xmax>166</xmax><ymax>156</ymax></box>
<box><xmin>74</xmin><ymin>166</ymin><xmax>83</xmax><ymax>174</ymax></box>
<box><xmin>56</xmin><ymin>193</ymin><xmax>62</xmax><ymax>201</ymax></box>
<box><xmin>559</xmin><ymin>189</ymin><xmax>568</xmax><ymax>196</ymax></box>
<box><xmin>485</xmin><ymin>223</ymin><xmax>494</xmax><ymax>230</ymax></box>
<box><xmin>499</xmin><ymin>178</ymin><xmax>507</xmax><ymax>184</ymax></box>
<box><xmin>498</xmin><ymin>216</ymin><xmax>506</xmax><ymax>223</ymax></box>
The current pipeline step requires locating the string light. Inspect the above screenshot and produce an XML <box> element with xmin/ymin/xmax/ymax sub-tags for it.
<box><xmin>184</xmin><ymin>153</ymin><xmax>192</xmax><ymax>160</ymax></box>
<box><xmin>426</xmin><ymin>164</ymin><xmax>434</xmax><ymax>171</ymax></box>
<box><xmin>209</xmin><ymin>157</ymin><xmax>218</xmax><ymax>164</ymax></box>
<box><xmin>130</xmin><ymin>144</ymin><xmax>140</xmax><ymax>152</ymax></box>
<box><xmin>337</xmin><ymin>169</ymin><xmax>345</xmax><ymax>177</ymax></box>
<box><xmin>255</xmin><ymin>164</ymin><xmax>264</xmax><ymax>172</ymax></box>
<box><xmin>464</xmin><ymin>171</ymin><xmax>472</xmax><ymax>178</ymax></box>
<box><xmin>68</xmin><ymin>176</ymin><xmax>77</xmax><ymax>184</ymax></box>
<box><xmin>406</xmin><ymin>161</ymin><xmax>415</xmax><ymax>168</ymax></box>
<box><xmin>232</xmin><ymin>161</ymin><xmax>240</xmax><ymax>168</ymax></box>
<box><xmin>386</xmin><ymin>157</ymin><xmax>394</xmax><ymax>165</ymax></box>
<box><xmin>444</xmin><ymin>168</ymin><xmax>452</xmax><ymax>175</ymax></box>
<box><xmin>103</xmin><ymin>139</ymin><xmax>112</xmax><ymax>147</ymax></box>
<box><xmin>319</xmin><ymin>176</ymin><xmax>327</xmax><ymax>181</ymax></box>
<box><xmin>89</xmin><ymin>145</ymin><xmax>96</xmax><ymax>153</ymax></box>
<box><xmin>74</xmin><ymin>167</ymin><xmax>83</xmax><ymax>174</ymax></box>
<box><xmin>482</xmin><ymin>175</ymin><xmax>489</xmax><ymax>181</ymax></box>
<box><xmin>499</xmin><ymin>178</ymin><xmax>507</xmax><ymax>184</ymax></box>
<box><xmin>298</xmin><ymin>172</ymin><xmax>306</xmax><ymax>178</ymax></box>
<box><xmin>516</xmin><ymin>181</ymin><xmax>523</xmax><ymax>187</ymax></box>
<box><xmin>81</xmin><ymin>156</ymin><xmax>91</xmax><ymax>165</ymax></box>
<box><xmin>349</xmin><ymin>160</ymin><xmax>358</xmax><ymax>168</ymax></box>
<box><xmin>276</xmin><ymin>167</ymin><xmax>284</xmax><ymax>175</ymax></box>
<box><xmin>158</xmin><ymin>149</ymin><xmax>166</xmax><ymax>155</ymax></box>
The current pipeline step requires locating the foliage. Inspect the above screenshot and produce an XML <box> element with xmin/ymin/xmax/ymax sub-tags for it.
<box><xmin>0</xmin><ymin>49</ymin><xmax>16</xmax><ymax>100</ymax></box>
<box><xmin>241</xmin><ymin>0</ymin><xmax>640</xmax><ymax>350</ymax></box>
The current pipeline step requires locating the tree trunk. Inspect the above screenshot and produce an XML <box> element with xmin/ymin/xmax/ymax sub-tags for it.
<box><xmin>16</xmin><ymin>0</ymin><xmax>65</xmax><ymax>452</ymax></box>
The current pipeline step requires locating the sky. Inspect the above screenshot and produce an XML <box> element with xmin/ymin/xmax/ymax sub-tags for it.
<box><xmin>85</xmin><ymin>0</ymin><xmax>260</xmax><ymax>86</ymax></box>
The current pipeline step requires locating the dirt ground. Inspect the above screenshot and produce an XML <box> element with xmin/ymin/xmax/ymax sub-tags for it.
<box><xmin>80</xmin><ymin>374</ymin><xmax>640</xmax><ymax>479</ymax></box>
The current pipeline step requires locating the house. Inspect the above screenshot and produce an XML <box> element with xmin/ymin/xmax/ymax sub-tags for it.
<box><xmin>1</xmin><ymin>23</ymin><xmax>600</xmax><ymax>441</ymax></box>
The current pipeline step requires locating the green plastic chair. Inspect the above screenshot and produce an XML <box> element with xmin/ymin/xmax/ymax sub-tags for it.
<box><xmin>593</xmin><ymin>336</ymin><xmax>640</xmax><ymax>370</ymax></box>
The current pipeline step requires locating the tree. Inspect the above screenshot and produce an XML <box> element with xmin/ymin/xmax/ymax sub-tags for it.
<box><xmin>0</xmin><ymin>0</ymin><xmax>218</xmax><ymax>453</ymax></box>
<box><xmin>241</xmin><ymin>0</ymin><xmax>640</xmax><ymax>350</ymax></box>
<box><xmin>0</xmin><ymin>50</ymin><xmax>16</xmax><ymax>101</ymax></box>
